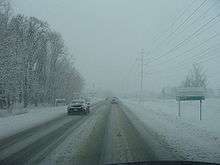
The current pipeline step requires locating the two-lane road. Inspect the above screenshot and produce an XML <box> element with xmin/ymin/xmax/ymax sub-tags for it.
<box><xmin>0</xmin><ymin>100</ymin><xmax>180</xmax><ymax>165</ymax></box>
<box><xmin>0</xmin><ymin>101</ymin><xmax>105</xmax><ymax>165</ymax></box>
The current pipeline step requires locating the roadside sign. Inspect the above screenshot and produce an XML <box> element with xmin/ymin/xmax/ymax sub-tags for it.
<box><xmin>176</xmin><ymin>87</ymin><xmax>205</xmax><ymax>120</ymax></box>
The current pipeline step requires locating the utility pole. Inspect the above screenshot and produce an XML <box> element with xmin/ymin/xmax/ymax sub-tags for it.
<box><xmin>137</xmin><ymin>49</ymin><xmax>145</xmax><ymax>102</ymax></box>
<box><xmin>140</xmin><ymin>49</ymin><xmax>144</xmax><ymax>99</ymax></box>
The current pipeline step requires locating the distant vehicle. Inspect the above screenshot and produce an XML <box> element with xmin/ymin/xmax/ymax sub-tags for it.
<box><xmin>111</xmin><ymin>97</ymin><xmax>119</xmax><ymax>104</ymax></box>
<box><xmin>67</xmin><ymin>99</ymin><xmax>89</xmax><ymax>115</ymax></box>
<box><xmin>55</xmin><ymin>99</ymin><xmax>66</xmax><ymax>106</ymax></box>
<box><xmin>105</xmin><ymin>97</ymin><xmax>112</xmax><ymax>101</ymax></box>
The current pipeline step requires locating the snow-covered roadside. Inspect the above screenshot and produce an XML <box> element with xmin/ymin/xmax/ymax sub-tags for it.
<box><xmin>0</xmin><ymin>104</ymin><xmax>50</xmax><ymax>117</ymax></box>
<box><xmin>123</xmin><ymin>98</ymin><xmax>220</xmax><ymax>163</ymax></box>
<box><xmin>0</xmin><ymin>106</ymin><xmax>67</xmax><ymax>140</ymax></box>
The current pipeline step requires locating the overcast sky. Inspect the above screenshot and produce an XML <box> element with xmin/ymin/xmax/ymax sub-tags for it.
<box><xmin>12</xmin><ymin>0</ymin><xmax>220</xmax><ymax>94</ymax></box>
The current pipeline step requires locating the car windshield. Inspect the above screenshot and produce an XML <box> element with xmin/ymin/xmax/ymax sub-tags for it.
<box><xmin>0</xmin><ymin>0</ymin><xmax>220</xmax><ymax>165</ymax></box>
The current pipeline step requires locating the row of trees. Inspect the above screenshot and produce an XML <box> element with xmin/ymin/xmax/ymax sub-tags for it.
<box><xmin>0</xmin><ymin>0</ymin><xmax>84</xmax><ymax>108</ymax></box>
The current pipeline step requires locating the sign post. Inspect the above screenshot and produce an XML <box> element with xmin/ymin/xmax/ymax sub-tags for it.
<box><xmin>200</xmin><ymin>100</ymin><xmax>202</xmax><ymax>120</ymax></box>
<box><xmin>176</xmin><ymin>88</ymin><xmax>205</xmax><ymax>120</ymax></box>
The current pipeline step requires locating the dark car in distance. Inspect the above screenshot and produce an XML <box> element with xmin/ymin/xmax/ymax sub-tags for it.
<box><xmin>67</xmin><ymin>99</ymin><xmax>89</xmax><ymax>115</ymax></box>
<box><xmin>111</xmin><ymin>97</ymin><xmax>119</xmax><ymax>104</ymax></box>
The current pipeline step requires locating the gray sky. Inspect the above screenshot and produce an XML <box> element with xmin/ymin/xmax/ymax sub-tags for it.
<box><xmin>12</xmin><ymin>0</ymin><xmax>220</xmax><ymax>94</ymax></box>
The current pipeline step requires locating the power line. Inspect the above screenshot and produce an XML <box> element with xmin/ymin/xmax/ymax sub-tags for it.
<box><xmin>177</xmin><ymin>0</ymin><xmax>219</xmax><ymax>35</ymax></box>
<box><xmin>147</xmin><ymin>47</ymin><xmax>220</xmax><ymax>83</ymax></box>
<box><xmin>168</xmin><ymin>0</ymin><xmax>208</xmax><ymax>39</ymax></box>
<box><xmin>170</xmin><ymin>0</ymin><xmax>196</xmax><ymax>29</ymax></box>
<box><xmin>148</xmin><ymin>32</ymin><xmax>219</xmax><ymax>68</ymax></box>
<box><xmin>140</xmin><ymin>1</ymin><xmax>220</xmax><ymax>89</ymax></box>
<box><xmin>166</xmin><ymin>0</ymin><xmax>219</xmax><ymax>47</ymax></box>
<box><xmin>147</xmin><ymin>1</ymin><xmax>218</xmax><ymax>66</ymax></box>
<box><xmin>148</xmin><ymin>43</ymin><xmax>220</xmax><ymax>77</ymax></box>
<box><xmin>146</xmin><ymin>36</ymin><xmax>220</xmax><ymax>78</ymax></box>
<box><xmin>148</xmin><ymin>11</ymin><xmax>220</xmax><ymax>65</ymax></box>
<box><xmin>146</xmin><ymin>14</ymin><xmax>220</xmax><ymax>72</ymax></box>
<box><xmin>136</xmin><ymin>49</ymin><xmax>148</xmax><ymax>102</ymax></box>
<box><xmin>124</xmin><ymin>1</ymin><xmax>220</xmax><ymax>92</ymax></box>
<box><xmin>146</xmin><ymin>0</ymin><xmax>196</xmax><ymax>56</ymax></box>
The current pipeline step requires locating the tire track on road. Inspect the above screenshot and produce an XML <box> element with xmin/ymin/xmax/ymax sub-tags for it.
<box><xmin>0</xmin><ymin>101</ymin><xmax>105</xmax><ymax>165</ymax></box>
<box><xmin>40</xmin><ymin>102</ymin><xmax>110</xmax><ymax>165</ymax></box>
<box><xmin>103</xmin><ymin>103</ymin><xmax>157</xmax><ymax>165</ymax></box>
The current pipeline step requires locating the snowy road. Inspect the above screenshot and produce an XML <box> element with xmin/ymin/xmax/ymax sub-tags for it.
<box><xmin>0</xmin><ymin>100</ymin><xmax>183</xmax><ymax>165</ymax></box>
<box><xmin>0</xmin><ymin>102</ymin><xmax>104</xmax><ymax>165</ymax></box>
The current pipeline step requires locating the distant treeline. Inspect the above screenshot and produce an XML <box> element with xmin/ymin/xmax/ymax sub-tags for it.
<box><xmin>0</xmin><ymin>0</ymin><xmax>84</xmax><ymax>108</ymax></box>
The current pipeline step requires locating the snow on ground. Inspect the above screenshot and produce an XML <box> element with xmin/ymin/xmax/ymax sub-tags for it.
<box><xmin>123</xmin><ymin>98</ymin><xmax>220</xmax><ymax>163</ymax></box>
<box><xmin>0</xmin><ymin>103</ymin><xmax>53</xmax><ymax>117</ymax></box>
<box><xmin>0</xmin><ymin>106</ymin><xmax>67</xmax><ymax>140</ymax></box>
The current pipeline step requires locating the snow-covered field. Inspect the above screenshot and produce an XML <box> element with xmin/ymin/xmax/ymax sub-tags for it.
<box><xmin>0</xmin><ymin>106</ymin><xmax>67</xmax><ymax>140</ymax></box>
<box><xmin>123</xmin><ymin>98</ymin><xmax>220</xmax><ymax>163</ymax></box>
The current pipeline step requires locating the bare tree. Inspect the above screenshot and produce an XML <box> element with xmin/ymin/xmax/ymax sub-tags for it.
<box><xmin>181</xmin><ymin>64</ymin><xmax>207</xmax><ymax>89</ymax></box>
<box><xmin>0</xmin><ymin>3</ymin><xmax>84</xmax><ymax>109</ymax></box>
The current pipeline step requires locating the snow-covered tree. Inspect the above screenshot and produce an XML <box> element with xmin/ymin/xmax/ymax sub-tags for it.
<box><xmin>0</xmin><ymin>1</ymin><xmax>84</xmax><ymax>109</ymax></box>
<box><xmin>181</xmin><ymin>64</ymin><xmax>207</xmax><ymax>89</ymax></box>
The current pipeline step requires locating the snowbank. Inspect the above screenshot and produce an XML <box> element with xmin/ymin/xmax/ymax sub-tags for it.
<box><xmin>0</xmin><ymin>106</ymin><xmax>67</xmax><ymax>140</ymax></box>
<box><xmin>123</xmin><ymin>98</ymin><xmax>220</xmax><ymax>163</ymax></box>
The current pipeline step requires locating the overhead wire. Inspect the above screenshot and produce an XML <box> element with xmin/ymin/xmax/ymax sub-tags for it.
<box><xmin>148</xmin><ymin>32</ymin><xmax>220</xmax><ymax>68</ymax></box>
<box><xmin>165</xmin><ymin>0</ymin><xmax>219</xmax><ymax>47</ymax></box>
<box><xmin>147</xmin><ymin>46</ymin><xmax>220</xmax><ymax>82</ymax></box>
<box><xmin>146</xmin><ymin>0</ymin><xmax>196</xmax><ymax>55</ymax></box>
<box><xmin>164</xmin><ymin>0</ymin><xmax>208</xmax><ymax>45</ymax></box>
<box><xmin>147</xmin><ymin>11</ymin><xmax>220</xmax><ymax>65</ymax></box>
<box><xmin>125</xmin><ymin>0</ymin><xmax>220</xmax><ymax>90</ymax></box>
